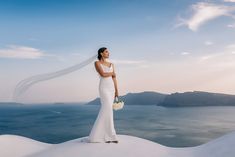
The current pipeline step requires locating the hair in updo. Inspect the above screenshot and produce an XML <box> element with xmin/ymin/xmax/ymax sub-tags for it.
<box><xmin>97</xmin><ymin>47</ymin><xmax>107</xmax><ymax>60</ymax></box>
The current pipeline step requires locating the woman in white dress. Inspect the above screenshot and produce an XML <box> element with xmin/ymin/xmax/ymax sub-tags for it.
<box><xmin>88</xmin><ymin>47</ymin><xmax>119</xmax><ymax>143</ymax></box>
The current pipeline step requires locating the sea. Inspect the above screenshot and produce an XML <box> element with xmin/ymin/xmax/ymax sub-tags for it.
<box><xmin>0</xmin><ymin>104</ymin><xmax>235</xmax><ymax>147</ymax></box>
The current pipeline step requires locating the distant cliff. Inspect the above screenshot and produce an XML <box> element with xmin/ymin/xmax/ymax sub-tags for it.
<box><xmin>0</xmin><ymin>102</ymin><xmax>24</xmax><ymax>106</ymax></box>
<box><xmin>86</xmin><ymin>91</ymin><xmax>235</xmax><ymax>107</ymax></box>
<box><xmin>85</xmin><ymin>91</ymin><xmax>167</xmax><ymax>106</ymax></box>
<box><xmin>158</xmin><ymin>91</ymin><xmax>235</xmax><ymax>107</ymax></box>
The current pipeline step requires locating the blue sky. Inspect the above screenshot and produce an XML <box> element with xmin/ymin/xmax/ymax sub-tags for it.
<box><xmin>1</xmin><ymin>0</ymin><xmax>235</xmax><ymax>103</ymax></box>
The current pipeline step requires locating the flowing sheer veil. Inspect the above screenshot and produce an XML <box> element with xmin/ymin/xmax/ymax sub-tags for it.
<box><xmin>13</xmin><ymin>54</ymin><xmax>98</xmax><ymax>102</ymax></box>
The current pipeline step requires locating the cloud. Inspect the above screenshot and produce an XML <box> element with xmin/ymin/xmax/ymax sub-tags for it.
<box><xmin>226</xmin><ymin>44</ymin><xmax>235</xmax><ymax>49</ymax></box>
<box><xmin>0</xmin><ymin>45</ymin><xmax>45</xmax><ymax>59</ymax></box>
<box><xmin>198</xmin><ymin>44</ymin><xmax>235</xmax><ymax>68</ymax></box>
<box><xmin>224</xmin><ymin>0</ymin><xmax>235</xmax><ymax>2</ymax></box>
<box><xmin>176</xmin><ymin>2</ymin><xmax>235</xmax><ymax>31</ymax></box>
<box><xmin>197</xmin><ymin>51</ymin><xmax>235</xmax><ymax>72</ymax></box>
<box><xmin>227</xmin><ymin>23</ymin><xmax>235</xmax><ymax>27</ymax></box>
<box><xmin>181</xmin><ymin>52</ymin><xmax>190</xmax><ymax>55</ymax></box>
<box><xmin>226</xmin><ymin>44</ymin><xmax>235</xmax><ymax>54</ymax></box>
<box><xmin>199</xmin><ymin>43</ymin><xmax>235</xmax><ymax>61</ymax></box>
<box><xmin>204</xmin><ymin>41</ymin><xmax>214</xmax><ymax>46</ymax></box>
<box><xmin>199</xmin><ymin>53</ymin><xmax>222</xmax><ymax>61</ymax></box>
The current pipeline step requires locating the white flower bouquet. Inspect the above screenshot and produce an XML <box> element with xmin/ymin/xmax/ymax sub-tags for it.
<box><xmin>113</xmin><ymin>96</ymin><xmax>124</xmax><ymax>110</ymax></box>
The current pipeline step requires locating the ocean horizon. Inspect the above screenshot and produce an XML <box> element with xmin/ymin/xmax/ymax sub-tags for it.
<box><xmin>1</xmin><ymin>104</ymin><xmax>235</xmax><ymax>147</ymax></box>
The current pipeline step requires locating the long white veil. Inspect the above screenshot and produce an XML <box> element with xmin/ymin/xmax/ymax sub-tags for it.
<box><xmin>13</xmin><ymin>54</ymin><xmax>98</xmax><ymax>102</ymax></box>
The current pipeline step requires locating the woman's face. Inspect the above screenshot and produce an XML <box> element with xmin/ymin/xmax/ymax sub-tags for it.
<box><xmin>101</xmin><ymin>49</ymin><xmax>110</xmax><ymax>59</ymax></box>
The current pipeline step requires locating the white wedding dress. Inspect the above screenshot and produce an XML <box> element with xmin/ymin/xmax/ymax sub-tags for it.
<box><xmin>88</xmin><ymin>63</ymin><xmax>118</xmax><ymax>143</ymax></box>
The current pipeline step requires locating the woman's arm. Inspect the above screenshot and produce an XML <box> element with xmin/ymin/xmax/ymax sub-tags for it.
<box><xmin>94</xmin><ymin>61</ymin><xmax>114</xmax><ymax>77</ymax></box>
<box><xmin>112</xmin><ymin>63</ymin><xmax>119</xmax><ymax>98</ymax></box>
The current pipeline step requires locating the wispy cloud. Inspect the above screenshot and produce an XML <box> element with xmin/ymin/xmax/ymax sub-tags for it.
<box><xmin>226</xmin><ymin>44</ymin><xmax>235</xmax><ymax>54</ymax></box>
<box><xmin>181</xmin><ymin>52</ymin><xmax>190</xmax><ymax>55</ymax></box>
<box><xmin>226</xmin><ymin>44</ymin><xmax>235</xmax><ymax>49</ymax></box>
<box><xmin>176</xmin><ymin>2</ymin><xmax>235</xmax><ymax>31</ymax></box>
<box><xmin>199</xmin><ymin>43</ymin><xmax>235</xmax><ymax>61</ymax></box>
<box><xmin>204</xmin><ymin>41</ymin><xmax>214</xmax><ymax>46</ymax></box>
<box><xmin>0</xmin><ymin>45</ymin><xmax>45</xmax><ymax>59</ymax></box>
<box><xmin>198</xmin><ymin>44</ymin><xmax>235</xmax><ymax>68</ymax></box>
<box><xmin>199</xmin><ymin>53</ymin><xmax>223</xmax><ymax>61</ymax></box>
<box><xmin>199</xmin><ymin>53</ymin><xmax>235</xmax><ymax>68</ymax></box>
<box><xmin>227</xmin><ymin>23</ymin><xmax>235</xmax><ymax>28</ymax></box>
<box><xmin>224</xmin><ymin>0</ymin><xmax>235</xmax><ymax>2</ymax></box>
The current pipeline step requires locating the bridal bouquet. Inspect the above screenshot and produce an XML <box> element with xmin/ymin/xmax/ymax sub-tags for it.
<box><xmin>113</xmin><ymin>96</ymin><xmax>124</xmax><ymax>110</ymax></box>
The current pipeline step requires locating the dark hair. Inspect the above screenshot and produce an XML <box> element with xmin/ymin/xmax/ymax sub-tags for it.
<box><xmin>97</xmin><ymin>47</ymin><xmax>107</xmax><ymax>60</ymax></box>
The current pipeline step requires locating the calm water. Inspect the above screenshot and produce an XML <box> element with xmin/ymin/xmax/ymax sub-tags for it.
<box><xmin>0</xmin><ymin>104</ymin><xmax>235</xmax><ymax>147</ymax></box>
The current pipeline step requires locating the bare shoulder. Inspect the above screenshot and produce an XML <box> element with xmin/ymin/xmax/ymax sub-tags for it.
<box><xmin>94</xmin><ymin>61</ymin><xmax>100</xmax><ymax>65</ymax></box>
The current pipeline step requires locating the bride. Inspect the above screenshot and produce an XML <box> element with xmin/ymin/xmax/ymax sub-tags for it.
<box><xmin>12</xmin><ymin>46</ymin><xmax>119</xmax><ymax>143</ymax></box>
<box><xmin>88</xmin><ymin>47</ymin><xmax>119</xmax><ymax>143</ymax></box>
